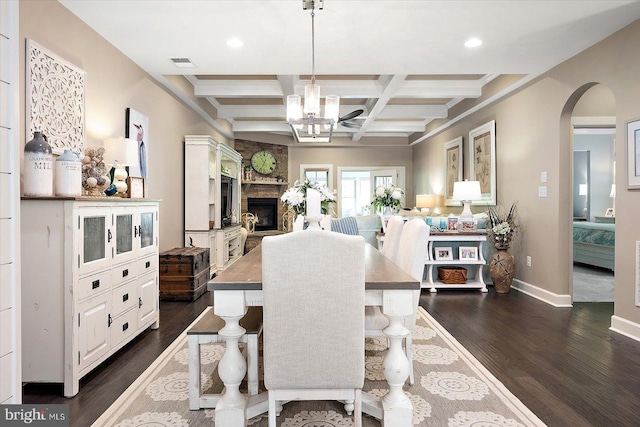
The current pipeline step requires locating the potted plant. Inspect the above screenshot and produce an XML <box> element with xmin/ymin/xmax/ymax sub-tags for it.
<box><xmin>487</xmin><ymin>201</ymin><xmax>518</xmax><ymax>293</ymax></box>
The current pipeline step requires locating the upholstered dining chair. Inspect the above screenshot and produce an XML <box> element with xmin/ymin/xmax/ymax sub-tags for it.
<box><xmin>380</xmin><ymin>215</ymin><xmax>404</xmax><ymax>261</ymax></box>
<box><xmin>262</xmin><ymin>230</ymin><xmax>366</xmax><ymax>427</ymax></box>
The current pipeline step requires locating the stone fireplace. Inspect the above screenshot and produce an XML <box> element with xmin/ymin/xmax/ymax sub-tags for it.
<box><xmin>247</xmin><ymin>198</ymin><xmax>279</xmax><ymax>231</ymax></box>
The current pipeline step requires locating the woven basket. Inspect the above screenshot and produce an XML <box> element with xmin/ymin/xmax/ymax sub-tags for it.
<box><xmin>438</xmin><ymin>266</ymin><xmax>467</xmax><ymax>284</ymax></box>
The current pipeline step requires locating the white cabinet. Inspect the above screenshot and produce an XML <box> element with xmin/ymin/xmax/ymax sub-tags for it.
<box><xmin>21</xmin><ymin>198</ymin><xmax>160</xmax><ymax>397</ymax></box>
<box><xmin>184</xmin><ymin>135</ymin><xmax>242</xmax><ymax>274</ymax></box>
<box><xmin>423</xmin><ymin>232</ymin><xmax>488</xmax><ymax>293</ymax></box>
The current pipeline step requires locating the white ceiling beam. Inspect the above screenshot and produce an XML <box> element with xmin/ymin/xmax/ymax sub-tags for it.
<box><xmin>232</xmin><ymin>121</ymin><xmax>292</xmax><ymax>133</ymax></box>
<box><xmin>353</xmin><ymin>74</ymin><xmax>409</xmax><ymax>141</ymax></box>
<box><xmin>194</xmin><ymin>79</ymin><xmax>284</xmax><ymax>97</ymax></box>
<box><xmin>394</xmin><ymin>80</ymin><xmax>482</xmax><ymax>98</ymax></box>
<box><xmin>377</xmin><ymin>104</ymin><xmax>447</xmax><ymax>119</ymax></box>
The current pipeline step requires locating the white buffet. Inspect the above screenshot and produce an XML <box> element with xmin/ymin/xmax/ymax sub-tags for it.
<box><xmin>21</xmin><ymin>198</ymin><xmax>160</xmax><ymax>397</ymax></box>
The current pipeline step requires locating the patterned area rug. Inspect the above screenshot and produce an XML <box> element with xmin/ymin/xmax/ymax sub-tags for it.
<box><xmin>93</xmin><ymin>307</ymin><xmax>545</xmax><ymax>426</ymax></box>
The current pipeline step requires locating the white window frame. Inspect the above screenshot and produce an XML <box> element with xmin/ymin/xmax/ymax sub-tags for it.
<box><xmin>336</xmin><ymin>166</ymin><xmax>406</xmax><ymax>218</ymax></box>
<box><xmin>299</xmin><ymin>164</ymin><xmax>334</xmax><ymax>189</ymax></box>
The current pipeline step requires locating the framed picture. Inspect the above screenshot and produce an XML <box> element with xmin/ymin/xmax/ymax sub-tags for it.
<box><xmin>447</xmin><ymin>217</ymin><xmax>458</xmax><ymax>231</ymax></box>
<box><xmin>627</xmin><ymin>118</ymin><xmax>640</xmax><ymax>189</ymax></box>
<box><xmin>459</xmin><ymin>246</ymin><xmax>478</xmax><ymax>261</ymax></box>
<box><xmin>435</xmin><ymin>247</ymin><xmax>453</xmax><ymax>261</ymax></box>
<box><xmin>125</xmin><ymin>108</ymin><xmax>149</xmax><ymax>180</ymax></box>
<box><xmin>26</xmin><ymin>39</ymin><xmax>86</xmax><ymax>155</ymax></box>
<box><xmin>604</xmin><ymin>207</ymin><xmax>615</xmax><ymax>217</ymax></box>
<box><xmin>127</xmin><ymin>177</ymin><xmax>145</xmax><ymax>199</ymax></box>
<box><xmin>444</xmin><ymin>136</ymin><xmax>463</xmax><ymax>206</ymax></box>
<box><xmin>459</xmin><ymin>218</ymin><xmax>478</xmax><ymax>232</ymax></box>
<box><xmin>469</xmin><ymin>120</ymin><xmax>497</xmax><ymax>205</ymax></box>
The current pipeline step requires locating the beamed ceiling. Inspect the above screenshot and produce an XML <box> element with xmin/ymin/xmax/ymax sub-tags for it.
<box><xmin>59</xmin><ymin>0</ymin><xmax>640</xmax><ymax>146</ymax></box>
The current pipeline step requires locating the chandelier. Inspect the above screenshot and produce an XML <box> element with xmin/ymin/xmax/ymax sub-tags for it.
<box><xmin>286</xmin><ymin>0</ymin><xmax>340</xmax><ymax>143</ymax></box>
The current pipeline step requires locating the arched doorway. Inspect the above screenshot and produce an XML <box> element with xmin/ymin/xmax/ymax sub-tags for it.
<box><xmin>561</xmin><ymin>83</ymin><xmax>616</xmax><ymax>303</ymax></box>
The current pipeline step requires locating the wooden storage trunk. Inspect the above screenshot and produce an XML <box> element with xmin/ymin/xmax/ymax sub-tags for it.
<box><xmin>159</xmin><ymin>247</ymin><xmax>210</xmax><ymax>301</ymax></box>
<box><xmin>160</xmin><ymin>269</ymin><xmax>209</xmax><ymax>301</ymax></box>
<box><xmin>159</xmin><ymin>246</ymin><xmax>210</xmax><ymax>277</ymax></box>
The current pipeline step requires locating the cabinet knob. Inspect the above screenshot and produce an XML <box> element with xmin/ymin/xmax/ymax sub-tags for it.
<box><xmin>108</xmin><ymin>314</ymin><xmax>113</xmax><ymax>327</ymax></box>
<box><xmin>122</xmin><ymin>322</ymin><xmax>129</xmax><ymax>332</ymax></box>
<box><xmin>123</xmin><ymin>293</ymin><xmax>129</xmax><ymax>302</ymax></box>
<box><xmin>139</xmin><ymin>297</ymin><xmax>143</xmax><ymax>308</ymax></box>
<box><xmin>92</xmin><ymin>280</ymin><xmax>100</xmax><ymax>289</ymax></box>
<box><xmin>122</xmin><ymin>269</ymin><xmax>129</xmax><ymax>277</ymax></box>
<box><xmin>108</xmin><ymin>229</ymin><xmax>112</xmax><ymax>243</ymax></box>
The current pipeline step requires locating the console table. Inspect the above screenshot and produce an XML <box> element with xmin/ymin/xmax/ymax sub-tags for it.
<box><xmin>424</xmin><ymin>232</ymin><xmax>488</xmax><ymax>293</ymax></box>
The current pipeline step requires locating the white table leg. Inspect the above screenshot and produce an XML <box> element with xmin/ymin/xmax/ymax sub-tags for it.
<box><xmin>214</xmin><ymin>291</ymin><xmax>249</xmax><ymax>426</ymax></box>
<box><xmin>381</xmin><ymin>291</ymin><xmax>414</xmax><ymax>426</ymax></box>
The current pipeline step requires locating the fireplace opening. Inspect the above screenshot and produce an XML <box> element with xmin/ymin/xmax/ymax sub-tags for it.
<box><xmin>247</xmin><ymin>198</ymin><xmax>278</xmax><ymax>231</ymax></box>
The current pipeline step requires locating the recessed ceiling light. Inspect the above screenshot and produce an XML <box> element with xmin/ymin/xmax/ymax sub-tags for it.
<box><xmin>464</xmin><ymin>38</ymin><xmax>483</xmax><ymax>48</ymax></box>
<box><xmin>227</xmin><ymin>38</ymin><xmax>244</xmax><ymax>48</ymax></box>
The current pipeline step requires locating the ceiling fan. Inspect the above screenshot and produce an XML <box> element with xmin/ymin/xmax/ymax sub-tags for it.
<box><xmin>337</xmin><ymin>109</ymin><xmax>364</xmax><ymax>129</ymax></box>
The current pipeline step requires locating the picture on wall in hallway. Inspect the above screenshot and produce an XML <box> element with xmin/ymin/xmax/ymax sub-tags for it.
<box><xmin>469</xmin><ymin>120</ymin><xmax>496</xmax><ymax>205</ymax></box>
<box><xmin>126</xmin><ymin>108</ymin><xmax>149</xmax><ymax>181</ymax></box>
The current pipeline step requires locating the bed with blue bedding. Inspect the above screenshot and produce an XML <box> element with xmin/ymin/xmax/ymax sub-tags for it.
<box><xmin>573</xmin><ymin>221</ymin><xmax>615</xmax><ymax>271</ymax></box>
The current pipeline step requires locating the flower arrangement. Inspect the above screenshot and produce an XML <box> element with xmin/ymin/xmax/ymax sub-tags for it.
<box><xmin>487</xmin><ymin>201</ymin><xmax>518</xmax><ymax>250</ymax></box>
<box><xmin>281</xmin><ymin>179</ymin><xmax>336</xmax><ymax>216</ymax></box>
<box><xmin>371</xmin><ymin>185</ymin><xmax>404</xmax><ymax>212</ymax></box>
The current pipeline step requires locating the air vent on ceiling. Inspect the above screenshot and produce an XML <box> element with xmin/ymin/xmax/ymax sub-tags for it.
<box><xmin>170</xmin><ymin>58</ymin><xmax>195</xmax><ymax>68</ymax></box>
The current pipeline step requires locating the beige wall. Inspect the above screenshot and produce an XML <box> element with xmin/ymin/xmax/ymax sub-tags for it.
<box><xmin>19</xmin><ymin>0</ymin><xmax>228</xmax><ymax>251</ymax></box>
<box><xmin>413</xmin><ymin>18</ymin><xmax>640</xmax><ymax>325</ymax></box>
<box><xmin>289</xmin><ymin>145</ymin><xmax>414</xmax><ymax>205</ymax></box>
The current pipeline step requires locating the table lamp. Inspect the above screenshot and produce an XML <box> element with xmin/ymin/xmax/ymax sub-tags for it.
<box><xmin>416</xmin><ymin>194</ymin><xmax>435</xmax><ymax>213</ymax></box>
<box><xmin>103</xmin><ymin>137</ymin><xmax>138</xmax><ymax>196</ymax></box>
<box><xmin>452</xmin><ymin>180</ymin><xmax>481</xmax><ymax>220</ymax></box>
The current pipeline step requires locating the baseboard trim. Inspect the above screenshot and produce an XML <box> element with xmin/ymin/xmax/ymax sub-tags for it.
<box><xmin>511</xmin><ymin>279</ymin><xmax>573</xmax><ymax>307</ymax></box>
<box><xmin>610</xmin><ymin>315</ymin><xmax>640</xmax><ymax>343</ymax></box>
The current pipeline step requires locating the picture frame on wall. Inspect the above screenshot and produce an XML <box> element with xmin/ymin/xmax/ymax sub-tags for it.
<box><xmin>125</xmin><ymin>108</ymin><xmax>149</xmax><ymax>181</ymax></box>
<box><xmin>627</xmin><ymin>118</ymin><xmax>640</xmax><ymax>189</ymax></box>
<box><xmin>444</xmin><ymin>136</ymin><xmax>463</xmax><ymax>206</ymax></box>
<box><xmin>469</xmin><ymin>120</ymin><xmax>497</xmax><ymax>205</ymax></box>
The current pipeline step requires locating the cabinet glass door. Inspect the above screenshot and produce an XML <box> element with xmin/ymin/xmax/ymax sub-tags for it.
<box><xmin>78</xmin><ymin>207</ymin><xmax>111</xmax><ymax>276</ymax></box>
<box><xmin>137</xmin><ymin>205</ymin><xmax>157</xmax><ymax>257</ymax></box>
<box><xmin>113</xmin><ymin>207</ymin><xmax>136</xmax><ymax>265</ymax></box>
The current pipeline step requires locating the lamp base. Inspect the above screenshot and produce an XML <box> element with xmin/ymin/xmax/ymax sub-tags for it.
<box><xmin>459</xmin><ymin>200</ymin><xmax>474</xmax><ymax>220</ymax></box>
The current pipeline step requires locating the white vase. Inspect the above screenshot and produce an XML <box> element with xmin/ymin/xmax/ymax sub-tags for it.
<box><xmin>383</xmin><ymin>206</ymin><xmax>393</xmax><ymax>215</ymax></box>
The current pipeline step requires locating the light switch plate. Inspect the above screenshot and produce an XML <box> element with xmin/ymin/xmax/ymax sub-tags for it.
<box><xmin>538</xmin><ymin>186</ymin><xmax>547</xmax><ymax>197</ymax></box>
<box><xmin>541</xmin><ymin>171</ymin><xmax>547</xmax><ymax>183</ymax></box>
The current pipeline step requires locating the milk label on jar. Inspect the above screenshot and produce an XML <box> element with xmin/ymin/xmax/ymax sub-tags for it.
<box><xmin>23</xmin><ymin>131</ymin><xmax>53</xmax><ymax>197</ymax></box>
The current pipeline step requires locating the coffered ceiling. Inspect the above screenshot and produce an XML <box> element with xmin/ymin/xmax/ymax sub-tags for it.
<box><xmin>59</xmin><ymin>0</ymin><xmax>640</xmax><ymax>146</ymax></box>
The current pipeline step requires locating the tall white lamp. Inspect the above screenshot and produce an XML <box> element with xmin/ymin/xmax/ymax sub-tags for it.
<box><xmin>103</xmin><ymin>137</ymin><xmax>138</xmax><ymax>196</ymax></box>
<box><xmin>452</xmin><ymin>180</ymin><xmax>482</xmax><ymax>220</ymax></box>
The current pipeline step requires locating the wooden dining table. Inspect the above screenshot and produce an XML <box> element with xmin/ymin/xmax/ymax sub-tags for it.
<box><xmin>207</xmin><ymin>243</ymin><xmax>419</xmax><ymax>426</ymax></box>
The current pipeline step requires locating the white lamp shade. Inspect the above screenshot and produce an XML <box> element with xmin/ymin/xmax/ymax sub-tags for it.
<box><xmin>286</xmin><ymin>94</ymin><xmax>302</xmax><ymax>122</ymax></box>
<box><xmin>304</xmin><ymin>83</ymin><xmax>321</xmax><ymax>115</ymax></box>
<box><xmin>103</xmin><ymin>137</ymin><xmax>137</xmax><ymax>166</ymax></box>
<box><xmin>416</xmin><ymin>194</ymin><xmax>435</xmax><ymax>208</ymax></box>
<box><xmin>324</xmin><ymin>94</ymin><xmax>340</xmax><ymax>129</ymax></box>
<box><xmin>452</xmin><ymin>180</ymin><xmax>482</xmax><ymax>201</ymax></box>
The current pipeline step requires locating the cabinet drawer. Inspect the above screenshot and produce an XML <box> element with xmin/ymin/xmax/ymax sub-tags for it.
<box><xmin>111</xmin><ymin>261</ymin><xmax>137</xmax><ymax>288</ymax></box>
<box><xmin>112</xmin><ymin>280</ymin><xmax>138</xmax><ymax>317</ymax></box>
<box><xmin>139</xmin><ymin>254</ymin><xmax>158</xmax><ymax>276</ymax></box>
<box><xmin>111</xmin><ymin>308</ymin><xmax>137</xmax><ymax>348</ymax></box>
<box><xmin>78</xmin><ymin>271</ymin><xmax>111</xmax><ymax>300</ymax></box>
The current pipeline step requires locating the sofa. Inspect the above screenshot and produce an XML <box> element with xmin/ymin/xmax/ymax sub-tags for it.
<box><xmin>573</xmin><ymin>221</ymin><xmax>615</xmax><ymax>271</ymax></box>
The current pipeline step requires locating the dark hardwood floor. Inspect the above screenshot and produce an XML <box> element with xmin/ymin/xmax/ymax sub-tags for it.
<box><xmin>23</xmin><ymin>289</ymin><xmax>640</xmax><ymax>426</ymax></box>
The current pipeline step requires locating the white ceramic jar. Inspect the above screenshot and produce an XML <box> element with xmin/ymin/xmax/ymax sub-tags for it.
<box><xmin>23</xmin><ymin>131</ymin><xmax>53</xmax><ymax>197</ymax></box>
<box><xmin>55</xmin><ymin>149</ymin><xmax>82</xmax><ymax>197</ymax></box>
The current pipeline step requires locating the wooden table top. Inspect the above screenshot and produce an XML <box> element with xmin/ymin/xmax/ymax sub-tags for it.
<box><xmin>209</xmin><ymin>243</ymin><xmax>419</xmax><ymax>291</ymax></box>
